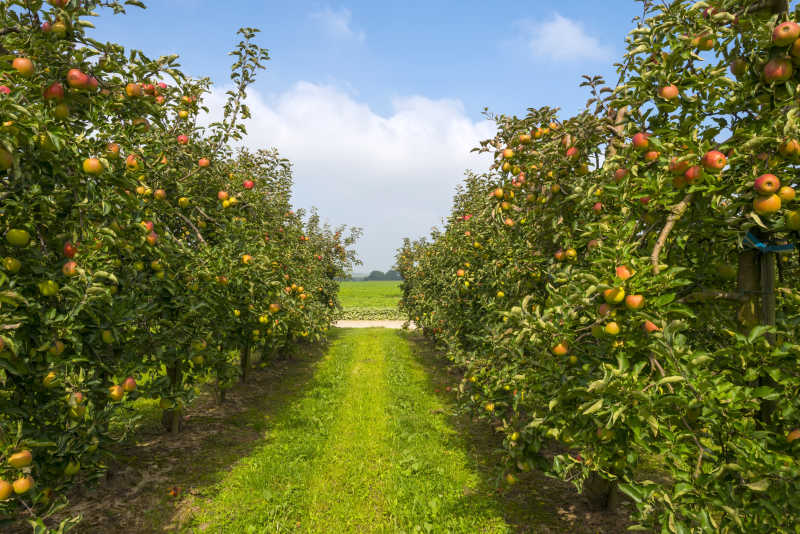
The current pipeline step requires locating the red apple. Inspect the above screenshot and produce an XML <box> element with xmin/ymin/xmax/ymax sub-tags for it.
<box><xmin>243</xmin><ymin>180</ymin><xmax>254</xmax><ymax>189</ymax></box>
<box><xmin>565</xmin><ymin>146</ymin><xmax>579</xmax><ymax>160</ymax></box>
<box><xmin>701</xmin><ymin>150</ymin><xmax>726</xmax><ymax>172</ymax></box>
<box><xmin>12</xmin><ymin>57</ymin><xmax>34</xmax><ymax>77</ymax></box>
<box><xmin>644</xmin><ymin>151</ymin><xmax>660</xmax><ymax>162</ymax></box>
<box><xmin>684</xmin><ymin>166</ymin><xmax>703</xmax><ymax>184</ymax></box>
<box><xmin>754</xmin><ymin>174</ymin><xmax>781</xmax><ymax>195</ymax></box>
<box><xmin>43</xmin><ymin>82</ymin><xmax>65</xmax><ymax>101</ymax></box>
<box><xmin>177</xmin><ymin>134</ymin><xmax>189</xmax><ymax>145</ymax></box>
<box><xmin>643</xmin><ymin>320</ymin><xmax>661</xmax><ymax>333</ymax></box>
<box><xmin>773</xmin><ymin>21</ymin><xmax>800</xmax><ymax>46</ymax></box>
<box><xmin>146</xmin><ymin>231</ymin><xmax>159</xmax><ymax>246</ymax></box>
<box><xmin>614</xmin><ymin>168</ymin><xmax>628</xmax><ymax>182</ymax></box>
<box><xmin>625</xmin><ymin>294</ymin><xmax>645</xmax><ymax>310</ymax></box>
<box><xmin>198</xmin><ymin>158</ymin><xmax>210</xmax><ymax>168</ymax></box>
<box><xmin>122</xmin><ymin>377</ymin><xmax>137</xmax><ymax>392</ymax></box>
<box><xmin>62</xmin><ymin>260</ymin><xmax>78</xmax><ymax>277</ymax></box>
<box><xmin>632</xmin><ymin>132</ymin><xmax>650</xmax><ymax>151</ymax></box>
<box><xmin>592</xmin><ymin>202</ymin><xmax>603</xmax><ymax>213</ymax></box>
<box><xmin>63</xmin><ymin>241</ymin><xmax>77</xmax><ymax>258</ymax></box>
<box><xmin>764</xmin><ymin>57</ymin><xmax>792</xmax><ymax>83</ymax></box>
<box><xmin>669</xmin><ymin>157</ymin><xmax>690</xmax><ymax>175</ymax></box>
<box><xmin>658</xmin><ymin>85</ymin><xmax>679</xmax><ymax>100</ymax></box>
<box><xmin>217</xmin><ymin>191</ymin><xmax>229</xmax><ymax>201</ymax></box>
<box><xmin>615</xmin><ymin>265</ymin><xmax>632</xmax><ymax>280</ymax></box>
<box><xmin>66</xmin><ymin>68</ymin><xmax>89</xmax><ymax>89</ymax></box>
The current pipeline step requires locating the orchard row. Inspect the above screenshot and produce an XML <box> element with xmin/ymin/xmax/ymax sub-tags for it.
<box><xmin>0</xmin><ymin>1</ymin><xmax>357</xmax><ymax>529</ymax></box>
<box><xmin>399</xmin><ymin>2</ymin><xmax>800</xmax><ymax>533</ymax></box>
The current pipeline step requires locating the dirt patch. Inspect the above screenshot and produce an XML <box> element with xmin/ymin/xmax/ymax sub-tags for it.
<box><xmin>406</xmin><ymin>333</ymin><xmax>640</xmax><ymax>534</ymax></box>
<box><xmin>8</xmin><ymin>340</ymin><xmax>329</xmax><ymax>534</ymax></box>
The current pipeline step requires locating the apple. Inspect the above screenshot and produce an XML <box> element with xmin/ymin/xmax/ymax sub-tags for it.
<box><xmin>141</xmin><ymin>220</ymin><xmax>154</xmax><ymax>232</ymax></box>
<box><xmin>615</xmin><ymin>265</ymin><xmax>632</xmax><ymax>280</ymax></box>
<box><xmin>519</xmin><ymin>133</ymin><xmax>531</xmax><ymax>144</ymax></box>
<box><xmin>13</xmin><ymin>476</ymin><xmax>33</xmax><ymax>495</ymax></box>
<box><xmin>777</xmin><ymin>186</ymin><xmax>795</xmax><ymax>202</ymax></box>
<box><xmin>66</xmin><ymin>68</ymin><xmax>90</xmax><ymax>89</ymax></box>
<box><xmin>787</xmin><ymin>210</ymin><xmax>800</xmax><ymax>230</ymax></box>
<box><xmin>554</xmin><ymin>249</ymin><xmax>566</xmax><ymax>262</ymax></box>
<box><xmin>8</xmin><ymin>450</ymin><xmax>32</xmax><ymax>468</ymax></box>
<box><xmin>62</xmin><ymin>260</ymin><xmax>78</xmax><ymax>277</ymax></box>
<box><xmin>597</xmin><ymin>303</ymin><xmax>611</xmax><ymax>316</ymax></box>
<box><xmin>217</xmin><ymin>190</ymin><xmax>229</xmax><ymax>201</ymax></box>
<box><xmin>625</xmin><ymin>294</ymin><xmax>645</xmax><ymax>310</ymax></box>
<box><xmin>82</xmin><ymin>157</ymin><xmax>103</xmax><ymax>175</ymax></box>
<box><xmin>764</xmin><ymin>57</ymin><xmax>792</xmax><ymax>83</ymax></box>
<box><xmin>753</xmin><ymin>194</ymin><xmax>781</xmax><ymax>215</ymax></box>
<box><xmin>701</xmin><ymin>150</ymin><xmax>726</xmax><ymax>172</ymax></box>
<box><xmin>614</xmin><ymin>168</ymin><xmax>628</xmax><ymax>182</ymax></box>
<box><xmin>6</xmin><ymin>229</ymin><xmax>31</xmax><ymax>247</ymax></box>
<box><xmin>552</xmin><ymin>343</ymin><xmax>568</xmax><ymax>356</ymax></box>
<box><xmin>669</xmin><ymin>157</ymin><xmax>690</xmax><ymax>175</ymax></box>
<box><xmin>154</xmin><ymin>189</ymin><xmax>166</xmax><ymax>200</ymax></box>
<box><xmin>456</xmin><ymin>268</ymin><xmax>465</xmax><ymax>277</ymax></box>
<box><xmin>146</xmin><ymin>231</ymin><xmax>158</xmax><ymax>246</ymax></box>
<box><xmin>0</xmin><ymin>479</ymin><xmax>12</xmax><ymax>500</ymax></box>
<box><xmin>43</xmin><ymin>82</ymin><xmax>65</xmax><ymax>101</ymax></box>
<box><xmin>64</xmin><ymin>461</ymin><xmax>80</xmax><ymax>476</ymax></box>
<box><xmin>48</xmin><ymin>340</ymin><xmax>65</xmax><ymax>356</ymax></box>
<box><xmin>158</xmin><ymin>82</ymin><xmax>167</xmax><ymax>90</ymax></box>
<box><xmin>177</xmin><ymin>134</ymin><xmax>189</xmax><ymax>145</ymax></box>
<box><xmin>730</xmin><ymin>58</ymin><xmax>747</xmax><ymax>76</ymax></box>
<box><xmin>773</xmin><ymin>21</ymin><xmax>800</xmax><ymax>46</ymax></box>
<box><xmin>12</xmin><ymin>57</ymin><xmax>34</xmax><ymax>77</ymax></box>
<box><xmin>141</xmin><ymin>83</ymin><xmax>155</xmax><ymax>95</ymax></box>
<box><xmin>565</xmin><ymin>248</ymin><xmax>577</xmax><ymax>261</ymax></box>
<box><xmin>178</xmin><ymin>197</ymin><xmax>190</xmax><ymax>208</ymax></box>
<box><xmin>105</xmin><ymin>143</ymin><xmax>120</xmax><ymax>159</ymax></box>
<box><xmin>502</xmin><ymin>148</ymin><xmax>514</xmax><ymax>159</ymax></box>
<box><xmin>644</xmin><ymin>150</ymin><xmax>660</xmax><ymax>162</ymax></box>
<box><xmin>269</xmin><ymin>303</ymin><xmax>281</xmax><ymax>313</ymax></box>
<box><xmin>125</xmin><ymin>82</ymin><xmax>142</xmax><ymax>97</ymax></box>
<box><xmin>198</xmin><ymin>157</ymin><xmax>210</xmax><ymax>167</ymax></box>
<box><xmin>54</xmin><ymin>103</ymin><xmax>70</xmax><ymax>120</ymax></box>
<box><xmin>684</xmin><ymin>166</ymin><xmax>703</xmax><ymax>184</ymax></box>
<box><xmin>126</xmin><ymin>154</ymin><xmax>139</xmax><ymax>171</ymax></box>
<box><xmin>88</xmin><ymin>76</ymin><xmax>99</xmax><ymax>90</ymax></box>
<box><xmin>63</xmin><ymin>241</ymin><xmax>77</xmax><ymax>258</ymax></box>
<box><xmin>788</xmin><ymin>429</ymin><xmax>800</xmax><ymax>442</ymax></box>
<box><xmin>754</xmin><ymin>174</ymin><xmax>781</xmax><ymax>195</ymax></box>
<box><xmin>178</xmin><ymin>109</ymin><xmax>189</xmax><ymax>119</ymax></box>
<box><xmin>603</xmin><ymin>287</ymin><xmax>626</xmax><ymax>304</ymax></box>
<box><xmin>565</xmin><ymin>146</ymin><xmax>579</xmax><ymax>160</ymax></box>
<box><xmin>3</xmin><ymin>257</ymin><xmax>21</xmax><ymax>273</ymax></box>
<box><xmin>122</xmin><ymin>377</ymin><xmax>137</xmax><ymax>392</ymax></box>
<box><xmin>243</xmin><ymin>179</ymin><xmax>254</xmax><ymax>189</ymax></box>
<box><xmin>593</xmin><ymin>202</ymin><xmax>603</xmax><ymax>213</ymax></box>
<box><xmin>639</xmin><ymin>196</ymin><xmax>651</xmax><ymax>205</ymax></box>
<box><xmin>242</xmin><ymin>254</ymin><xmax>253</xmax><ymax>264</ymax></box>
<box><xmin>38</xmin><ymin>280</ymin><xmax>59</xmax><ymax>296</ymax></box>
<box><xmin>604</xmin><ymin>322</ymin><xmax>620</xmax><ymax>336</ymax></box>
<box><xmin>632</xmin><ymin>132</ymin><xmax>649</xmax><ymax>151</ymax></box>
<box><xmin>658</xmin><ymin>84</ymin><xmax>679</xmax><ymax>100</ymax></box>
<box><xmin>51</xmin><ymin>21</ymin><xmax>67</xmax><ymax>37</ymax></box>
<box><xmin>779</xmin><ymin>139</ymin><xmax>800</xmax><ymax>158</ymax></box>
<box><xmin>109</xmin><ymin>385</ymin><xmax>124</xmax><ymax>401</ymax></box>
<box><xmin>0</xmin><ymin>85</ymin><xmax>9</xmax><ymax>95</ymax></box>
<box><xmin>691</xmin><ymin>32</ymin><xmax>714</xmax><ymax>50</ymax></box>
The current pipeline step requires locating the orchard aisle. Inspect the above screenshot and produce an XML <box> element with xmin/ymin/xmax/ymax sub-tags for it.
<box><xmin>186</xmin><ymin>329</ymin><xmax>536</xmax><ymax>533</ymax></box>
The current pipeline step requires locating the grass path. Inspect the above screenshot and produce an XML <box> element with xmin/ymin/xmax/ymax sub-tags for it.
<box><xmin>188</xmin><ymin>329</ymin><xmax>521</xmax><ymax>533</ymax></box>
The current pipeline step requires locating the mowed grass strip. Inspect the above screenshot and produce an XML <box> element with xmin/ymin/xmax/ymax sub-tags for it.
<box><xmin>188</xmin><ymin>328</ymin><xmax>515</xmax><ymax>533</ymax></box>
<box><xmin>188</xmin><ymin>332</ymin><xmax>360</xmax><ymax>532</ymax></box>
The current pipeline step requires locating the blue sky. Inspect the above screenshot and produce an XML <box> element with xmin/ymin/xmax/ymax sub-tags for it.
<box><xmin>90</xmin><ymin>0</ymin><xmax>642</xmax><ymax>272</ymax></box>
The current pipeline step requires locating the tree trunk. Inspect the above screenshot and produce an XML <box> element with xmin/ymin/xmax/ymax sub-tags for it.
<box><xmin>582</xmin><ymin>473</ymin><xmax>618</xmax><ymax>512</ymax></box>
<box><xmin>240</xmin><ymin>344</ymin><xmax>251</xmax><ymax>383</ymax></box>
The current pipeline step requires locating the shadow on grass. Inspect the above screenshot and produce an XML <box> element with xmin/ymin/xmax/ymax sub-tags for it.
<box><xmin>51</xmin><ymin>333</ymin><xmax>339</xmax><ymax>534</ymax></box>
<box><xmin>403</xmin><ymin>333</ymin><xmax>635</xmax><ymax>534</ymax></box>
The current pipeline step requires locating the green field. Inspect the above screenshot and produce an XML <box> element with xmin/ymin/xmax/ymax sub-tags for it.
<box><xmin>337</xmin><ymin>281</ymin><xmax>403</xmax><ymax>320</ymax></box>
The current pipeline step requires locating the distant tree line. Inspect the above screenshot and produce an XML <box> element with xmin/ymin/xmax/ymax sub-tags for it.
<box><xmin>338</xmin><ymin>269</ymin><xmax>402</xmax><ymax>281</ymax></box>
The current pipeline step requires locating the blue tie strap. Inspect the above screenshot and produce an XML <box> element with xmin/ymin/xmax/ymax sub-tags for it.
<box><xmin>744</xmin><ymin>231</ymin><xmax>796</xmax><ymax>253</ymax></box>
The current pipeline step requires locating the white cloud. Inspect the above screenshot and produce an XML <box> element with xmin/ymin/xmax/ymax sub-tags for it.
<box><xmin>309</xmin><ymin>7</ymin><xmax>365</xmax><ymax>43</ymax></box>
<box><xmin>526</xmin><ymin>14</ymin><xmax>611</xmax><ymax>61</ymax></box>
<box><xmin>204</xmin><ymin>83</ymin><xmax>495</xmax><ymax>271</ymax></box>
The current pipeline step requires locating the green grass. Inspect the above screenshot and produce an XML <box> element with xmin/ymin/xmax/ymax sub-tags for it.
<box><xmin>187</xmin><ymin>329</ymin><xmax>524</xmax><ymax>532</ymax></box>
<box><xmin>337</xmin><ymin>281</ymin><xmax>403</xmax><ymax>320</ymax></box>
